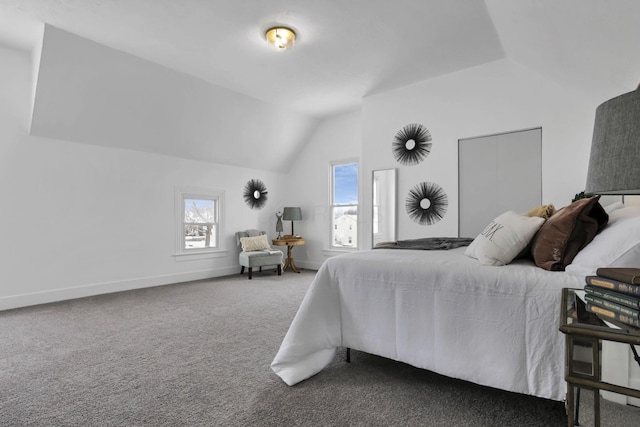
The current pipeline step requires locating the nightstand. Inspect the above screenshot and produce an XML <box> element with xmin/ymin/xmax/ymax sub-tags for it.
<box><xmin>272</xmin><ymin>238</ymin><xmax>305</xmax><ymax>273</ymax></box>
<box><xmin>559</xmin><ymin>288</ymin><xmax>640</xmax><ymax>426</ymax></box>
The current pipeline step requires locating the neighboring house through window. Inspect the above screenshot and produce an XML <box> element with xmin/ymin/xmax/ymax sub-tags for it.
<box><xmin>330</xmin><ymin>160</ymin><xmax>358</xmax><ymax>249</ymax></box>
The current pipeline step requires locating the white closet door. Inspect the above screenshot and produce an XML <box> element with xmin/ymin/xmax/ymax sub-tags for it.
<box><xmin>458</xmin><ymin>128</ymin><xmax>542</xmax><ymax>238</ymax></box>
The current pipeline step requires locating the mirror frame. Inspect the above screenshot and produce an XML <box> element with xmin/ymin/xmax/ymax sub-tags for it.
<box><xmin>372</xmin><ymin>168</ymin><xmax>397</xmax><ymax>247</ymax></box>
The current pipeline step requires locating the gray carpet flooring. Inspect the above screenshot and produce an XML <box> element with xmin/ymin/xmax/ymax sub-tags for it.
<box><xmin>1</xmin><ymin>269</ymin><xmax>639</xmax><ymax>426</ymax></box>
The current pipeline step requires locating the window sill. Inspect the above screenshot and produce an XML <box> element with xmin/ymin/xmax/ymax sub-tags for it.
<box><xmin>174</xmin><ymin>249</ymin><xmax>228</xmax><ymax>262</ymax></box>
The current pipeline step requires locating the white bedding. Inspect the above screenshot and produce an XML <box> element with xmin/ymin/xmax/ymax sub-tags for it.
<box><xmin>271</xmin><ymin>247</ymin><xmax>584</xmax><ymax>401</ymax></box>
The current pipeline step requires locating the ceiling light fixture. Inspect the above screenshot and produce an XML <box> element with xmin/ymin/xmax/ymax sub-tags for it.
<box><xmin>265</xmin><ymin>27</ymin><xmax>296</xmax><ymax>51</ymax></box>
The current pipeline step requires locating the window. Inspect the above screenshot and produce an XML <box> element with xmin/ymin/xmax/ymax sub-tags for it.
<box><xmin>330</xmin><ymin>160</ymin><xmax>358</xmax><ymax>249</ymax></box>
<box><xmin>184</xmin><ymin>198</ymin><xmax>217</xmax><ymax>249</ymax></box>
<box><xmin>175</xmin><ymin>187</ymin><xmax>226</xmax><ymax>260</ymax></box>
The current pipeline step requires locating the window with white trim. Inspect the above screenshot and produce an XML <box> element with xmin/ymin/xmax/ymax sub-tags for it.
<box><xmin>330</xmin><ymin>160</ymin><xmax>358</xmax><ymax>249</ymax></box>
<box><xmin>175</xmin><ymin>187</ymin><xmax>226</xmax><ymax>260</ymax></box>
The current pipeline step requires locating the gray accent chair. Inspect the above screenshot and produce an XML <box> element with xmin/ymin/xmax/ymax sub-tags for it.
<box><xmin>235</xmin><ymin>231</ymin><xmax>283</xmax><ymax>279</ymax></box>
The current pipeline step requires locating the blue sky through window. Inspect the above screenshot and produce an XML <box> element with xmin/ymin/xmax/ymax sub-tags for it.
<box><xmin>334</xmin><ymin>163</ymin><xmax>358</xmax><ymax>204</ymax></box>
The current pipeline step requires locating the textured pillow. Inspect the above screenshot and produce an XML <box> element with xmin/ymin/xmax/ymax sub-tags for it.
<box><xmin>566</xmin><ymin>206</ymin><xmax>640</xmax><ymax>277</ymax></box>
<box><xmin>240</xmin><ymin>234</ymin><xmax>271</xmax><ymax>252</ymax></box>
<box><xmin>530</xmin><ymin>196</ymin><xmax>608</xmax><ymax>271</ymax></box>
<box><xmin>464</xmin><ymin>210</ymin><xmax>546</xmax><ymax>266</ymax></box>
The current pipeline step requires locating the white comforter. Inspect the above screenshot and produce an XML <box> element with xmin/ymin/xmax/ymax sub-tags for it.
<box><xmin>271</xmin><ymin>248</ymin><xmax>584</xmax><ymax>401</ymax></box>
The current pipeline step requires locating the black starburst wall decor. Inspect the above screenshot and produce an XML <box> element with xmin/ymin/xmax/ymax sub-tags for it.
<box><xmin>405</xmin><ymin>181</ymin><xmax>448</xmax><ymax>225</ymax></box>
<box><xmin>392</xmin><ymin>123</ymin><xmax>432</xmax><ymax>166</ymax></box>
<box><xmin>243</xmin><ymin>179</ymin><xmax>268</xmax><ymax>210</ymax></box>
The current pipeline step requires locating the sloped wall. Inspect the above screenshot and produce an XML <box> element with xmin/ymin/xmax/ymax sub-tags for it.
<box><xmin>0</xmin><ymin>44</ymin><xmax>287</xmax><ymax>310</ymax></box>
<box><xmin>31</xmin><ymin>25</ymin><xmax>318</xmax><ymax>173</ymax></box>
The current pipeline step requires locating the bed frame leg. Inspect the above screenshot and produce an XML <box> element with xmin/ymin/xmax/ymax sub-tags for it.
<box><xmin>346</xmin><ymin>347</ymin><xmax>351</xmax><ymax>363</ymax></box>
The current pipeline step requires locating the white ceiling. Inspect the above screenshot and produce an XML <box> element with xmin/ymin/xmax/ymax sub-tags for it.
<box><xmin>0</xmin><ymin>0</ymin><xmax>639</xmax><ymax>118</ymax></box>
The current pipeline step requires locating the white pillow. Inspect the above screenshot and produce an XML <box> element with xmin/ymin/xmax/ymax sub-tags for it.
<box><xmin>240</xmin><ymin>234</ymin><xmax>271</xmax><ymax>252</ymax></box>
<box><xmin>566</xmin><ymin>206</ymin><xmax>640</xmax><ymax>277</ymax></box>
<box><xmin>609</xmin><ymin>205</ymin><xmax>640</xmax><ymax>223</ymax></box>
<box><xmin>604</xmin><ymin>201</ymin><xmax>625</xmax><ymax>214</ymax></box>
<box><xmin>465</xmin><ymin>210</ymin><xmax>545</xmax><ymax>266</ymax></box>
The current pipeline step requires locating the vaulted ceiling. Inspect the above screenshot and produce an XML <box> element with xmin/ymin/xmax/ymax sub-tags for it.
<box><xmin>0</xmin><ymin>1</ymin><xmax>638</xmax><ymax>170</ymax></box>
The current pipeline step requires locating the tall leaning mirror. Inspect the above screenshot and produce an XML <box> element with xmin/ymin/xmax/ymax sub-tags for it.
<box><xmin>372</xmin><ymin>169</ymin><xmax>396</xmax><ymax>247</ymax></box>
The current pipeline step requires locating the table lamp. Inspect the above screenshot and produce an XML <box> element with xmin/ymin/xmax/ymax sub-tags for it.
<box><xmin>282</xmin><ymin>207</ymin><xmax>302</xmax><ymax>236</ymax></box>
<box><xmin>585</xmin><ymin>84</ymin><xmax>640</xmax><ymax>197</ymax></box>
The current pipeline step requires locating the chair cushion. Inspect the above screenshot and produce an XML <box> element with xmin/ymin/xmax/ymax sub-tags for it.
<box><xmin>239</xmin><ymin>250</ymin><xmax>282</xmax><ymax>268</ymax></box>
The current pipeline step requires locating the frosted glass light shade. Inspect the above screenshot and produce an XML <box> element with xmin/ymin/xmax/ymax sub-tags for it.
<box><xmin>265</xmin><ymin>27</ymin><xmax>296</xmax><ymax>51</ymax></box>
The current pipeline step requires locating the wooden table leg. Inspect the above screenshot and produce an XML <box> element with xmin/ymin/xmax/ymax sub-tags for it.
<box><xmin>283</xmin><ymin>244</ymin><xmax>301</xmax><ymax>273</ymax></box>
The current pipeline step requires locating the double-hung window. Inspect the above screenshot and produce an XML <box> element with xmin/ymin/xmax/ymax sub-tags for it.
<box><xmin>175</xmin><ymin>187</ymin><xmax>225</xmax><ymax>260</ymax></box>
<box><xmin>330</xmin><ymin>160</ymin><xmax>358</xmax><ymax>249</ymax></box>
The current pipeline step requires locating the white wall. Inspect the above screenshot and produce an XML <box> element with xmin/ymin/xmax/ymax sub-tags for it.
<box><xmin>0</xmin><ymin>45</ymin><xmax>286</xmax><ymax>310</ymax></box>
<box><xmin>0</xmin><ymin>45</ymin><xmax>605</xmax><ymax>308</ymax></box>
<box><xmin>282</xmin><ymin>109</ymin><xmax>362</xmax><ymax>269</ymax></box>
<box><xmin>285</xmin><ymin>59</ymin><xmax>598</xmax><ymax>266</ymax></box>
<box><xmin>360</xmin><ymin>59</ymin><xmax>596</xmax><ymax>248</ymax></box>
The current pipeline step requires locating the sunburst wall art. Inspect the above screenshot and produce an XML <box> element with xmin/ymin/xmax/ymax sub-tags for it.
<box><xmin>243</xmin><ymin>179</ymin><xmax>268</xmax><ymax>210</ymax></box>
<box><xmin>392</xmin><ymin>123</ymin><xmax>432</xmax><ymax>166</ymax></box>
<box><xmin>405</xmin><ymin>181</ymin><xmax>448</xmax><ymax>225</ymax></box>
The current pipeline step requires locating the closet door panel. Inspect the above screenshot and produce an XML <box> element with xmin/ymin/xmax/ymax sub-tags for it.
<box><xmin>459</xmin><ymin>128</ymin><xmax>541</xmax><ymax>238</ymax></box>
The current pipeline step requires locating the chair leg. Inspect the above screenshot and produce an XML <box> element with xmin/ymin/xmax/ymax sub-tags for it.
<box><xmin>240</xmin><ymin>266</ymin><xmax>245</xmax><ymax>275</ymax></box>
<box><xmin>277</xmin><ymin>264</ymin><xmax>282</xmax><ymax>276</ymax></box>
<box><xmin>259</xmin><ymin>266</ymin><xmax>262</xmax><ymax>272</ymax></box>
<box><xmin>248</xmin><ymin>267</ymin><xmax>252</xmax><ymax>280</ymax></box>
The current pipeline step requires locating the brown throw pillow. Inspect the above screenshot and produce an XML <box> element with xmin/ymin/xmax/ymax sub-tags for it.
<box><xmin>530</xmin><ymin>196</ymin><xmax>608</xmax><ymax>271</ymax></box>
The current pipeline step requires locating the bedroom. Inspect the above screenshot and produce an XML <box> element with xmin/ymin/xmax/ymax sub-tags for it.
<box><xmin>1</xmin><ymin>0</ymin><xmax>640</xmax><ymax>424</ymax></box>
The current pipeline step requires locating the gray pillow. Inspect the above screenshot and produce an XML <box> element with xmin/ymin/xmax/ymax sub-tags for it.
<box><xmin>246</xmin><ymin>229</ymin><xmax>262</xmax><ymax>237</ymax></box>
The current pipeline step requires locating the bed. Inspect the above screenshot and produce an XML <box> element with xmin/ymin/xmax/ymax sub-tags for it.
<box><xmin>271</xmin><ymin>200</ymin><xmax>640</xmax><ymax>401</ymax></box>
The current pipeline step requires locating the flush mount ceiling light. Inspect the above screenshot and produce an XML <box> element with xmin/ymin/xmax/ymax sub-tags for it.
<box><xmin>265</xmin><ymin>27</ymin><xmax>296</xmax><ymax>51</ymax></box>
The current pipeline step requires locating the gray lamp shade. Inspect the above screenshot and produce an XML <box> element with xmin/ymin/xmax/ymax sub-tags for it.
<box><xmin>282</xmin><ymin>207</ymin><xmax>302</xmax><ymax>221</ymax></box>
<box><xmin>585</xmin><ymin>88</ymin><xmax>640</xmax><ymax>195</ymax></box>
<box><xmin>282</xmin><ymin>207</ymin><xmax>302</xmax><ymax>236</ymax></box>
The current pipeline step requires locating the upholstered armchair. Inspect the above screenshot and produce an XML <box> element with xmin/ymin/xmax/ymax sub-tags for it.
<box><xmin>235</xmin><ymin>230</ymin><xmax>283</xmax><ymax>279</ymax></box>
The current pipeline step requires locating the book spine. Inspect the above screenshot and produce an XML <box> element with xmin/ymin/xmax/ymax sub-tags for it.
<box><xmin>585</xmin><ymin>276</ymin><xmax>640</xmax><ymax>297</ymax></box>
<box><xmin>584</xmin><ymin>294</ymin><xmax>640</xmax><ymax>319</ymax></box>
<box><xmin>586</xmin><ymin>302</ymin><xmax>640</xmax><ymax>328</ymax></box>
<box><xmin>596</xmin><ymin>268</ymin><xmax>640</xmax><ymax>284</ymax></box>
<box><xmin>584</xmin><ymin>284</ymin><xmax>640</xmax><ymax>309</ymax></box>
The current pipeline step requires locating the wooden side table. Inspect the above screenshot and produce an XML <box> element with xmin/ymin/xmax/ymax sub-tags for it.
<box><xmin>272</xmin><ymin>238</ymin><xmax>305</xmax><ymax>273</ymax></box>
<box><xmin>559</xmin><ymin>288</ymin><xmax>640</xmax><ymax>426</ymax></box>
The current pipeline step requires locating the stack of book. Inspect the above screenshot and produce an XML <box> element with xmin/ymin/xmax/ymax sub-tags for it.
<box><xmin>584</xmin><ymin>267</ymin><xmax>640</xmax><ymax>328</ymax></box>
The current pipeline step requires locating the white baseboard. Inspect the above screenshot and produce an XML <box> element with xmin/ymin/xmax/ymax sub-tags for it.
<box><xmin>0</xmin><ymin>266</ymin><xmax>239</xmax><ymax>311</ymax></box>
<box><xmin>295</xmin><ymin>260</ymin><xmax>322</xmax><ymax>271</ymax></box>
